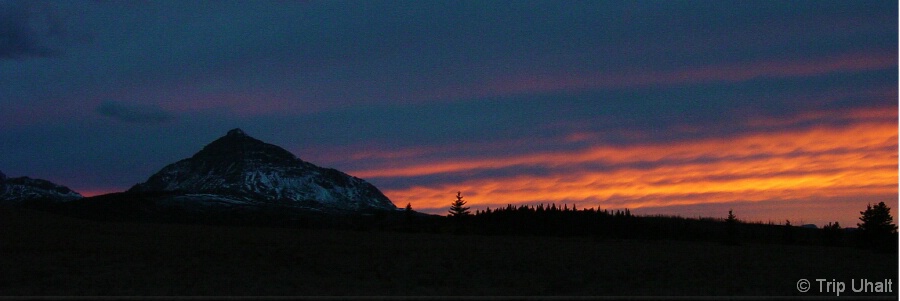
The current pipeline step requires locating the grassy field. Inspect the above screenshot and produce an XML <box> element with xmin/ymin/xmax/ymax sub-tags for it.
<box><xmin>0</xmin><ymin>207</ymin><xmax>896</xmax><ymax>297</ymax></box>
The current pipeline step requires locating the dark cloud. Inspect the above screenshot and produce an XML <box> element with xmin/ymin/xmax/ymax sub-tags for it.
<box><xmin>0</xmin><ymin>0</ymin><xmax>83</xmax><ymax>59</ymax></box>
<box><xmin>0</xmin><ymin>0</ymin><xmax>894</xmax><ymax>226</ymax></box>
<box><xmin>97</xmin><ymin>101</ymin><xmax>174</xmax><ymax>124</ymax></box>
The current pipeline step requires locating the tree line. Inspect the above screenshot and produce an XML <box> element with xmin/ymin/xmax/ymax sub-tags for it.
<box><xmin>403</xmin><ymin>192</ymin><xmax>898</xmax><ymax>252</ymax></box>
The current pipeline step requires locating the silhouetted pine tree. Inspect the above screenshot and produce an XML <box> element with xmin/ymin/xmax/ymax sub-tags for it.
<box><xmin>448</xmin><ymin>191</ymin><xmax>471</xmax><ymax>218</ymax></box>
<box><xmin>822</xmin><ymin>221</ymin><xmax>843</xmax><ymax>246</ymax></box>
<box><xmin>726</xmin><ymin>209</ymin><xmax>737</xmax><ymax>223</ymax></box>
<box><xmin>404</xmin><ymin>202</ymin><xmax>413</xmax><ymax>221</ymax></box>
<box><xmin>725</xmin><ymin>209</ymin><xmax>739</xmax><ymax>245</ymax></box>
<box><xmin>782</xmin><ymin>220</ymin><xmax>796</xmax><ymax>244</ymax></box>
<box><xmin>857</xmin><ymin>202</ymin><xmax>898</xmax><ymax>251</ymax></box>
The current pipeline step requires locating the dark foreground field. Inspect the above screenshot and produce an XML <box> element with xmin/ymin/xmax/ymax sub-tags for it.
<box><xmin>1</xmin><ymin>207</ymin><xmax>896</xmax><ymax>297</ymax></box>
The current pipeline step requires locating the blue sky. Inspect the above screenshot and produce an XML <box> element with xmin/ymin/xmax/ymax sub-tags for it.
<box><xmin>1</xmin><ymin>0</ymin><xmax>896</xmax><ymax>226</ymax></box>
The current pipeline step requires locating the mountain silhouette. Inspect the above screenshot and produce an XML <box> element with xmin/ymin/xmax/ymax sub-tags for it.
<box><xmin>127</xmin><ymin>128</ymin><xmax>397</xmax><ymax>212</ymax></box>
<box><xmin>0</xmin><ymin>170</ymin><xmax>82</xmax><ymax>203</ymax></box>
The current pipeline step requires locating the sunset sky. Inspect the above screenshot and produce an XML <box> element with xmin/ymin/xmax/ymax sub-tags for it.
<box><xmin>1</xmin><ymin>0</ymin><xmax>896</xmax><ymax>227</ymax></box>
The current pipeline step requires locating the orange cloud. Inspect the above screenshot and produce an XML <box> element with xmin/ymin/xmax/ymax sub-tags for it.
<box><xmin>353</xmin><ymin>107</ymin><xmax>897</xmax><ymax>226</ymax></box>
<box><xmin>355</xmin><ymin>119</ymin><xmax>896</xmax><ymax>179</ymax></box>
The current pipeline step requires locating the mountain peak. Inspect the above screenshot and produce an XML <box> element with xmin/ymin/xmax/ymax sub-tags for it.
<box><xmin>0</xmin><ymin>171</ymin><xmax>82</xmax><ymax>203</ymax></box>
<box><xmin>227</xmin><ymin>128</ymin><xmax>246</xmax><ymax>137</ymax></box>
<box><xmin>129</xmin><ymin>129</ymin><xmax>397</xmax><ymax>212</ymax></box>
<box><xmin>192</xmin><ymin>128</ymin><xmax>297</xmax><ymax>163</ymax></box>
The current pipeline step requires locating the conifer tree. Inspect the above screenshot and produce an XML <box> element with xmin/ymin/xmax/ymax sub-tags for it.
<box><xmin>448</xmin><ymin>191</ymin><xmax>471</xmax><ymax>218</ymax></box>
<box><xmin>857</xmin><ymin>202</ymin><xmax>898</xmax><ymax>250</ymax></box>
<box><xmin>401</xmin><ymin>202</ymin><xmax>414</xmax><ymax>231</ymax></box>
<box><xmin>404</xmin><ymin>202</ymin><xmax>413</xmax><ymax>220</ymax></box>
<box><xmin>725</xmin><ymin>209</ymin><xmax>739</xmax><ymax>245</ymax></box>
<box><xmin>858</xmin><ymin>202</ymin><xmax>897</xmax><ymax>235</ymax></box>
<box><xmin>726</xmin><ymin>209</ymin><xmax>737</xmax><ymax>223</ymax></box>
<box><xmin>782</xmin><ymin>219</ymin><xmax>796</xmax><ymax>244</ymax></box>
<box><xmin>823</xmin><ymin>221</ymin><xmax>843</xmax><ymax>246</ymax></box>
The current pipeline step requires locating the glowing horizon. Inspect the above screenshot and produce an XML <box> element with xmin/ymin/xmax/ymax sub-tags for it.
<box><xmin>1</xmin><ymin>1</ymin><xmax>895</xmax><ymax>229</ymax></box>
<box><xmin>350</xmin><ymin>106</ymin><xmax>898</xmax><ymax>227</ymax></box>
<box><xmin>55</xmin><ymin>104</ymin><xmax>898</xmax><ymax>228</ymax></box>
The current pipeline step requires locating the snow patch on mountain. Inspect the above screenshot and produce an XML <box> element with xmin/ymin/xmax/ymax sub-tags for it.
<box><xmin>0</xmin><ymin>171</ymin><xmax>83</xmax><ymax>203</ymax></box>
<box><xmin>128</xmin><ymin>128</ymin><xmax>397</xmax><ymax>212</ymax></box>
